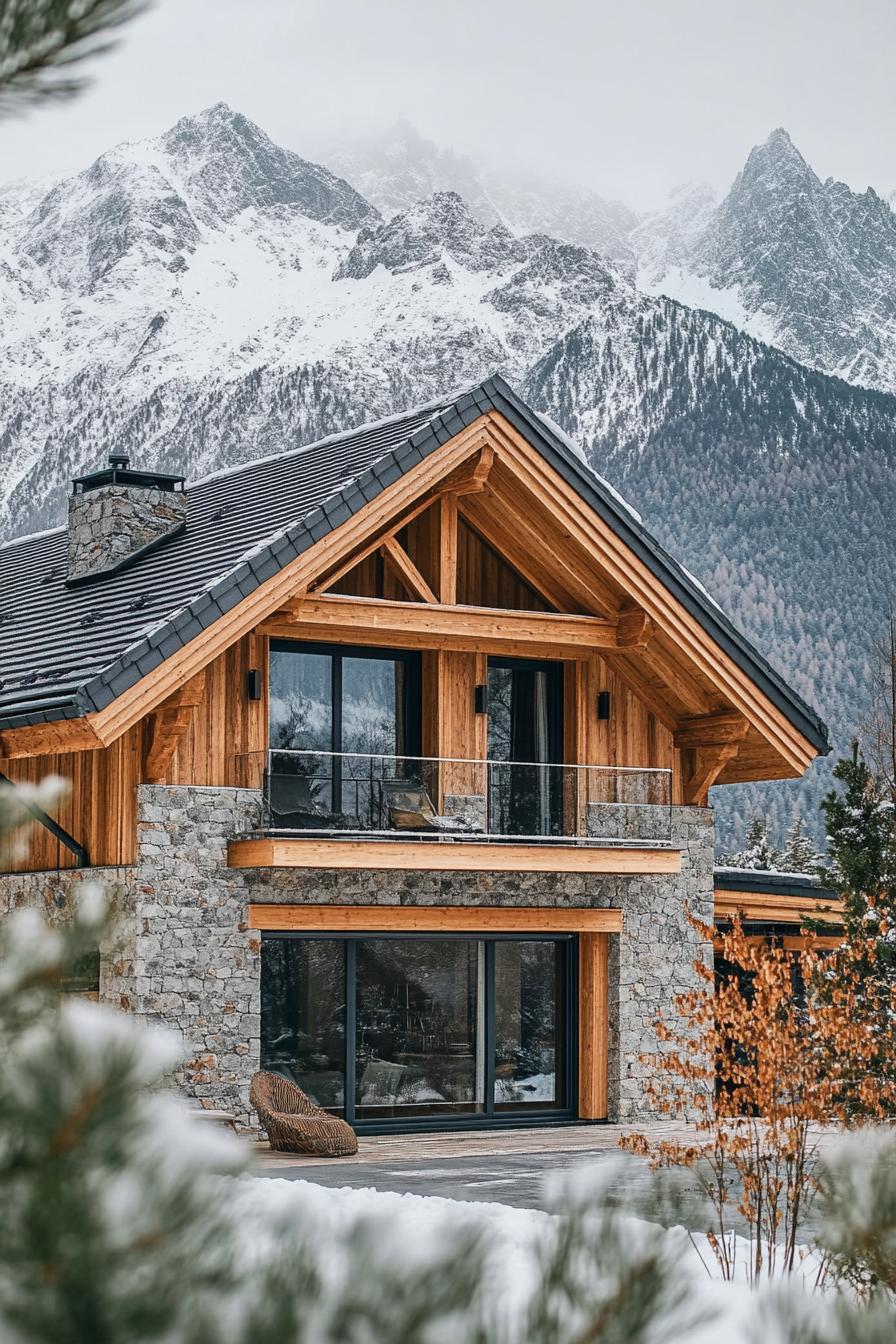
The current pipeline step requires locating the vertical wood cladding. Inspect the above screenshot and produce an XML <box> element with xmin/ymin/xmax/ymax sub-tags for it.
<box><xmin>1</xmin><ymin>724</ymin><xmax>141</xmax><ymax>872</ymax></box>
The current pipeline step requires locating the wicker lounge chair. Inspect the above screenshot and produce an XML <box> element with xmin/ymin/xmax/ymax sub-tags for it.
<box><xmin>250</xmin><ymin>1071</ymin><xmax>358</xmax><ymax>1157</ymax></box>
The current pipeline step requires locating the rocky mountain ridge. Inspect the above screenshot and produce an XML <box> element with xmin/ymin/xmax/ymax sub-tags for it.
<box><xmin>637</xmin><ymin>128</ymin><xmax>896</xmax><ymax>394</ymax></box>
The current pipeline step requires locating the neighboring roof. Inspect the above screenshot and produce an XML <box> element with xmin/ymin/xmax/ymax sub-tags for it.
<box><xmin>0</xmin><ymin>375</ymin><xmax>829</xmax><ymax>753</ymax></box>
<box><xmin>714</xmin><ymin>868</ymin><xmax>836</xmax><ymax>901</ymax></box>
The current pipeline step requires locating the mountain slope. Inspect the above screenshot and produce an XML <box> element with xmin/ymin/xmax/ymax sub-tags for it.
<box><xmin>638</xmin><ymin>129</ymin><xmax>896</xmax><ymax>394</ymax></box>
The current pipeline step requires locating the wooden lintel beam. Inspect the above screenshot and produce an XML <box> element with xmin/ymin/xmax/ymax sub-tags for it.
<box><xmin>264</xmin><ymin>594</ymin><xmax>621</xmax><ymax>655</ymax></box>
<box><xmin>674</xmin><ymin>711</ymin><xmax>750</xmax><ymax>749</ymax></box>
<box><xmin>379</xmin><ymin>536</ymin><xmax>437</xmax><ymax>603</ymax></box>
<box><xmin>615</xmin><ymin>609</ymin><xmax>656</xmax><ymax>648</ymax></box>
<box><xmin>683</xmin><ymin>743</ymin><xmax>740</xmax><ymax>806</ymax></box>
<box><xmin>143</xmin><ymin>670</ymin><xmax>206</xmax><ymax>783</ymax></box>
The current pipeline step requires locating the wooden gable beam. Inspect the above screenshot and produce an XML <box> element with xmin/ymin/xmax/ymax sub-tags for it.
<box><xmin>436</xmin><ymin>443</ymin><xmax>494</xmax><ymax>497</ymax></box>
<box><xmin>264</xmin><ymin>594</ymin><xmax>621</xmax><ymax>657</ymax></box>
<box><xmin>674</xmin><ymin>711</ymin><xmax>750</xmax><ymax>749</ymax></box>
<box><xmin>616</xmin><ymin>609</ymin><xmax>656</xmax><ymax>649</ymax></box>
<box><xmin>379</xmin><ymin>535</ymin><xmax>438</xmax><ymax>604</ymax></box>
<box><xmin>143</xmin><ymin>670</ymin><xmax>206</xmax><ymax>784</ymax></box>
<box><xmin>683</xmin><ymin>743</ymin><xmax>740</xmax><ymax>806</ymax></box>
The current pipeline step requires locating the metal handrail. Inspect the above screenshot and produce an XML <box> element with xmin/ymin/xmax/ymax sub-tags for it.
<box><xmin>263</xmin><ymin>747</ymin><xmax>672</xmax><ymax>778</ymax></box>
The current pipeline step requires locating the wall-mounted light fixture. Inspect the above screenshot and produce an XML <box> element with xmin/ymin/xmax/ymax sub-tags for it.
<box><xmin>247</xmin><ymin>668</ymin><xmax>262</xmax><ymax>701</ymax></box>
<box><xmin>474</xmin><ymin>683</ymin><xmax>489</xmax><ymax>715</ymax></box>
<box><xmin>597</xmin><ymin>690</ymin><xmax>611</xmax><ymax>721</ymax></box>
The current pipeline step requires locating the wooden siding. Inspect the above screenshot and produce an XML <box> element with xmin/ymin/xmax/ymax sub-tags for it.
<box><xmin>166</xmin><ymin>632</ymin><xmax>268</xmax><ymax>788</ymax></box>
<box><xmin>0</xmin><ymin>725</ymin><xmax>141</xmax><ymax>872</ymax></box>
<box><xmin>332</xmin><ymin>506</ymin><xmax>550</xmax><ymax>612</ymax></box>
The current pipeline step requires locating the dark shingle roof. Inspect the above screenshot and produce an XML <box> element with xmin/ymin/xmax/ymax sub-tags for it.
<box><xmin>0</xmin><ymin>375</ymin><xmax>829</xmax><ymax>754</ymax></box>
<box><xmin>714</xmin><ymin>868</ymin><xmax>837</xmax><ymax>901</ymax></box>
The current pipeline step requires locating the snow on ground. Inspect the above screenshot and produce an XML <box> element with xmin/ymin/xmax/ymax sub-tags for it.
<box><xmin>231</xmin><ymin>1169</ymin><xmax>814</xmax><ymax>1342</ymax></box>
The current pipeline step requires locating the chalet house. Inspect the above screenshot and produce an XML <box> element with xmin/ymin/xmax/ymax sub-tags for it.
<box><xmin>0</xmin><ymin>376</ymin><xmax>834</xmax><ymax>1132</ymax></box>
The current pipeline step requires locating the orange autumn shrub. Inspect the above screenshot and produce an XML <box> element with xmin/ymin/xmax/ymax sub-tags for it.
<box><xmin>622</xmin><ymin>913</ymin><xmax>896</xmax><ymax>1283</ymax></box>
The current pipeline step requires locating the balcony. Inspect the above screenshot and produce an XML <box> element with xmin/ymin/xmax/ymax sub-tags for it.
<box><xmin>227</xmin><ymin>750</ymin><xmax>681</xmax><ymax>875</ymax></box>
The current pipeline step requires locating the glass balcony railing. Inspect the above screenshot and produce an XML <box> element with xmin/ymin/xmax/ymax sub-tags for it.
<box><xmin>236</xmin><ymin>749</ymin><xmax>673</xmax><ymax>848</ymax></box>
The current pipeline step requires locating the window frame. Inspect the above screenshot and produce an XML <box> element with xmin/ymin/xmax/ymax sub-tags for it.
<box><xmin>260</xmin><ymin>929</ymin><xmax>579</xmax><ymax>1134</ymax></box>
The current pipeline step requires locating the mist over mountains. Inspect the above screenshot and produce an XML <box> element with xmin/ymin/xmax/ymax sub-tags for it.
<box><xmin>1</xmin><ymin>101</ymin><xmax>893</xmax><ymax>847</ymax></box>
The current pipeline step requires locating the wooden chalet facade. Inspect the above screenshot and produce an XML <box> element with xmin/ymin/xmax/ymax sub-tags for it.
<box><xmin>0</xmin><ymin>376</ymin><xmax>832</xmax><ymax>1131</ymax></box>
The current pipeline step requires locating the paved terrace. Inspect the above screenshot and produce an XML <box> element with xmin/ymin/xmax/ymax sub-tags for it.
<box><xmin>252</xmin><ymin>1122</ymin><xmax>701</xmax><ymax>1212</ymax></box>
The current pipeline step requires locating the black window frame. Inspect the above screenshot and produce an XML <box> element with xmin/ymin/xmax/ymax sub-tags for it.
<box><xmin>260</xmin><ymin>930</ymin><xmax>579</xmax><ymax>1134</ymax></box>
<box><xmin>269</xmin><ymin>640</ymin><xmax>423</xmax><ymax>805</ymax></box>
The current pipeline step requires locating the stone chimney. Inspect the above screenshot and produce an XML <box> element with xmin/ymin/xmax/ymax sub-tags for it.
<box><xmin>67</xmin><ymin>453</ymin><xmax>187</xmax><ymax>584</ymax></box>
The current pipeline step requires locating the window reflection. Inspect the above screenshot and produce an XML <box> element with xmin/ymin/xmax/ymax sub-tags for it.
<box><xmin>260</xmin><ymin>939</ymin><xmax>346</xmax><ymax>1115</ymax></box>
<box><xmin>494</xmin><ymin>940</ymin><xmax>564</xmax><ymax>1110</ymax></box>
<box><xmin>356</xmin><ymin>939</ymin><xmax>484</xmax><ymax>1119</ymax></box>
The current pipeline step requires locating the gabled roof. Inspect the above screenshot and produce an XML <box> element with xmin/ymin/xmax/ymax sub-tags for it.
<box><xmin>0</xmin><ymin>375</ymin><xmax>828</xmax><ymax>755</ymax></box>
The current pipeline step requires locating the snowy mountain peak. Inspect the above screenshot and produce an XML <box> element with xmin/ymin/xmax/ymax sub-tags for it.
<box><xmin>633</xmin><ymin>129</ymin><xmax>896</xmax><ymax>394</ymax></box>
<box><xmin>335</xmin><ymin>191</ymin><xmax>526</xmax><ymax>280</ymax></box>
<box><xmin>157</xmin><ymin>103</ymin><xmax>378</xmax><ymax>229</ymax></box>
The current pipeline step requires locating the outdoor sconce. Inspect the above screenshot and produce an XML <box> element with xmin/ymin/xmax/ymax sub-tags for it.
<box><xmin>597</xmin><ymin>690</ymin><xmax>611</xmax><ymax>720</ymax></box>
<box><xmin>474</xmin><ymin>684</ymin><xmax>489</xmax><ymax>715</ymax></box>
<box><xmin>247</xmin><ymin>668</ymin><xmax>262</xmax><ymax>701</ymax></box>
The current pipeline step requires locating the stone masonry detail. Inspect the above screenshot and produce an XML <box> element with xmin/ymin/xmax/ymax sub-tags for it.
<box><xmin>67</xmin><ymin>483</ymin><xmax>187</xmax><ymax>582</ymax></box>
<box><xmin>0</xmin><ymin>787</ymin><xmax>714</xmax><ymax>1129</ymax></box>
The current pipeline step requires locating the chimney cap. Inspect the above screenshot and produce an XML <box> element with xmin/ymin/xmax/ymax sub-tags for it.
<box><xmin>72</xmin><ymin>454</ymin><xmax>186</xmax><ymax>496</ymax></box>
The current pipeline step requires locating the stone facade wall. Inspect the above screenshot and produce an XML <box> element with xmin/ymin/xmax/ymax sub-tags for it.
<box><xmin>67</xmin><ymin>483</ymin><xmax>187</xmax><ymax>582</ymax></box>
<box><xmin>0</xmin><ymin>787</ymin><xmax>714</xmax><ymax>1129</ymax></box>
<box><xmin>0</xmin><ymin>864</ymin><xmax>137</xmax><ymax>1010</ymax></box>
<box><xmin>132</xmin><ymin>785</ymin><xmax>713</xmax><ymax>1127</ymax></box>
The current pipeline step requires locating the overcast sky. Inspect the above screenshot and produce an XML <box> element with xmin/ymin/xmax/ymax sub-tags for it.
<box><xmin>1</xmin><ymin>0</ymin><xmax>893</xmax><ymax>211</ymax></box>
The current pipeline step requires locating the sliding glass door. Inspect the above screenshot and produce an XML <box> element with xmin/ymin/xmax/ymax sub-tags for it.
<box><xmin>261</xmin><ymin>933</ymin><xmax>576</xmax><ymax>1128</ymax></box>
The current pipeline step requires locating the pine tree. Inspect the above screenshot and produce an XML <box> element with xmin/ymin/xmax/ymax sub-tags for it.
<box><xmin>814</xmin><ymin>743</ymin><xmax>896</xmax><ymax>1113</ymax></box>
<box><xmin>779</xmin><ymin>813</ymin><xmax>821</xmax><ymax>874</ymax></box>
<box><xmin>0</xmin><ymin>0</ymin><xmax>145</xmax><ymax>112</ymax></box>
<box><xmin>820</xmin><ymin>743</ymin><xmax>896</xmax><ymax>947</ymax></box>
<box><xmin>720</xmin><ymin>815</ymin><xmax>781</xmax><ymax>870</ymax></box>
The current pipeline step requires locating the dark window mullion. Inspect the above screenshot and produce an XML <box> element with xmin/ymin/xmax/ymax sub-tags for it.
<box><xmin>344</xmin><ymin>939</ymin><xmax>356</xmax><ymax>1125</ymax></box>
<box><xmin>484</xmin><ymin>940</ymin><xmax>496</xmax><ymax>1117</ymax></box>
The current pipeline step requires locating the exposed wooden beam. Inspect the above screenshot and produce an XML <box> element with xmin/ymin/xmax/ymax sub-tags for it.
<box><xmin>0</xmin><ymin>717</ymin><xmax>105</xmax><ymax>760</ymax></box>
<box><xmin>247</xmin><ymin>903</ymin><xmax>624</xmax><ymax>932</ymax></box>
<box><xmin>615</xmin><ymin>609</ymin><xmax>656</xmax><ymax>649</ymax></box>
<box><xmin>436</xmin><ymin>443</ymin><xmax>495</xmax><ymax>497</ymax></box>
<box><xmin>683</xmin><ymin>743</ymin><xmax>739</xmax><ymax>806</ymax></box>
<box><xmin>579</xmin><ymin>932</ymin><xmax>609</xmax><ymax>1119</ymax></box>
<box><xmin>264</xmin><ymin>594</ymin><xmax>622</xmax><ymax>657</ymax></box>
<box><xmin>232</xmin><ymin>837</ymin><xmax>682</xmax><ymax>875</ymax></box>
<box><xmin>143</xmin><ymin>671</ymin><xmax>206</xmax><ymax>783</ymax></box>
<box><xmin>439</xmin><ymin>494</ymin><xmax>458</xmax><ymax>605</ymax></box>
<box><xmin>674</xmin><ymin>711</ymin><xmax>750</xmax><ymax>749</ymax></box>
<box><xmin>714</xmin><ymin>889</ymin><xmax>844</xmax><ymax>924</ymax></box>
<box><xmin>379</xmin><ymin>536</ymin><xmax>438</xmax><ymax>604</ymax></box>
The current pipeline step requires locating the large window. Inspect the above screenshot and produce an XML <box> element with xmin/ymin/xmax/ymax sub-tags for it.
<box><xmin>268</xmin><ymin>641</ymin><xmax>422</xmax><ymax>830</ymax></box>
<box><xmin>261</xmin><ymin>933</ymin><xmax>576</xmax><ymax>1128</ymax></box>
